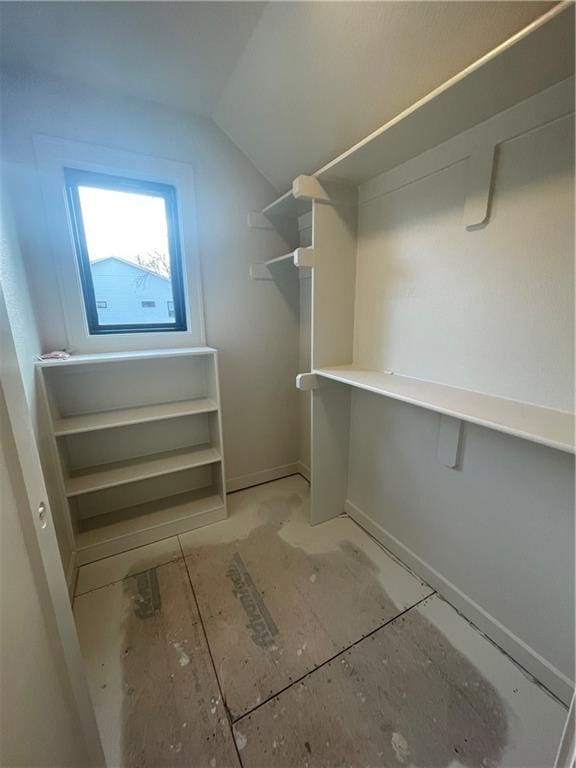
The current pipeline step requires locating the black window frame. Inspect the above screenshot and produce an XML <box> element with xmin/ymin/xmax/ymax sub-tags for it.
<box><xmin>64</xmin><ymin>168</ymin><xmax>187</xmax><ymax>335</ymax></box>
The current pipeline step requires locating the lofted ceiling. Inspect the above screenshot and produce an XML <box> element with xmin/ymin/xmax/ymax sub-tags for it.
<box><xmin>0</xmin><ymin>2</ymin><xmax>266</xmax><ymax>117</ymax></box>
<box><xmin>1</xmin><ymin>1</ymin><xmax>558</xmax><ymax>191</ymax></box>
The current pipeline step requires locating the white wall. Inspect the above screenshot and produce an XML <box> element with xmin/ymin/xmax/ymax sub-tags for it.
<box><xmin>346</xmin><ymin>83</ymin><xmax>575</xmax><ymax>701</ymax></box>
<box><xmin>1</xmin><ymin>70</ymin><xmax>300</xmax><ymax>498</ymax></box>
<box><xmin>0</xmin><ymin>386</ymin><xmax>92</xmax><ymax>767</ymax></box>
<box><xmin>354</xmin><ymin>109</ymin><xmax>574</xmax><ymax>411</ymax></box>
<box><xmin>347</xmin><ymin>392</ymin><xmax>574</xmax><ymax>694</ymax></box>
<box><xmin>0</xmin><ymin>173</ymin><xmax>74</xmax><ymax>570</ymax></box>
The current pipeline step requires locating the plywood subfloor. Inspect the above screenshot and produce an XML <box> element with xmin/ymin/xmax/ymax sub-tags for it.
<box><xmin>179</xmin><ymin>475</ymin><xmax>432</xmax><ymax>718</ymax></box>
<box><xmin>74</xmin><ymin>475</ymin><xmax>566</xmax><ymax>767</ymax></box>
<box><xmin>233</xmin><ymin>594</ymin><xmax>565</xmax><ymax>768</ymax></box>
<box><xmin>73</xmin><ymin>559</ymin><xmax>240</xmax><ymax>768</ymax></box>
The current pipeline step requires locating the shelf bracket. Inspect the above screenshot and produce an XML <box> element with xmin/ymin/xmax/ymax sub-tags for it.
<box><xmin>247</xmin><ymin>211</ymin><xmax>274</xmax><ymax>230</ymax></box>
<box><xmin>249</xmin><ymin>263</ymin><xmax>273</xmax><ymax>281</ymax></box>
<box><xmin>437</xmin><ymin>415</ymin><xmax>464</xmax><ymax>469</ymax></box>
<box><xmin>464</xmin><ymin>144</ymin><xmax>496</xmax><ymax>231</ymax></box>
<box><xmin>294</xmin><ymin>247</ymin><xmax>315</xmax><ymax>268</ymax></box>
<box><xmin>292</xmin><ymin>175</ymin><xmax>331</xmax><ymax>203</ymax></box>
<box><xmin>296</xmin><ymin>373</ymin><xmax>320</xmax><ymax>391</ymax></box>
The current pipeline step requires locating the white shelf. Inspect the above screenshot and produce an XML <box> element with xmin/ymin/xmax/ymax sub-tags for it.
<box><xmin>317</xmin><ymin>3</ymin><xmax>573</xmax><ymax>183</ymax></box>
<box><xmin>76</xmin><ymin>488</ymin><xmax>225</xmax><ymax>565</ymax></box>
<box><xmin>53</xmin><ymin>398</ymin><xmax>218</xmax><ymax>436</ymax></box>
<box><xmin>262</xmin><ymin>192</ymin><xmax>312</xmax><ymax>225</ymax></box>
<box><xmin>259</xmin><ymin>3</ymin><xmax>573</xmax><ymax>214</ymax></box>
<box><xmin>65</xmin><ymin>444</ymin><xmax>222</xmax><ymax>497</ymax></box>
<box><xmin>36</xmin><ymin>346</ymin><xmax>217</xmax><ymax>368</ymax></box>
<box><xmin>315</xmin><ymin>366</ymin><xmax>574</xmax><ymax>454</ymax></box>
<box><xmin>266</xmin><ymin>251</ymin><xmax>295</xmax><ymax>267</ymax></box>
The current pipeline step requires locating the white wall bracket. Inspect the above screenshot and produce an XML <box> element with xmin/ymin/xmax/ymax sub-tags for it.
<box><xmin>437</xmin><ymin>415</ymin><xmax>464</xmax><ymax>468</ymax></box>
<box><xmin>247</xmin><ymin>211</ymin><xmax>274</xmax><ymax>230</ymax></box>
<box><xmin>249</xmin><ymin>263</ymin><xmax>272</xmax><ymax>281</ymax></box>
<box><xmin>464</xmin><ymin>144</ymin><xmax>497</xmax><ymax>230</ymax></box>
<box><xmin>294</xmin><ymin>247</ymin><xmax>315</xmax><ymax>268</ymax></box>
<box><xmin>292</xmin><ymin>175</ymin><xmax>331</xmax><ymax>203</ymax></box>
<box><xmin>296</xmin><ymin>372</ymin><xmax>320</xmax><ymax>391</ymax></box>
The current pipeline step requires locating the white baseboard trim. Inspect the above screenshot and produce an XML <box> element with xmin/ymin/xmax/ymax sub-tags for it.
<box><xmin>297</xmin><ymin>462</ymin><xmax>310</xmax><ymax>481</ymax></box>
<box><xmin>65</xmin><ymin>550</ymin><xmax>77</xmax><ymax>600</ymax></box>
<box><xmin>226</xmin><ymin>463</ymin><xmax>301</xmax><ymax>493</ymax></box>
<box><xmin>344</xmin><ymin>499</ymin><xmax>573</xmax><ymax>706</ymax></box>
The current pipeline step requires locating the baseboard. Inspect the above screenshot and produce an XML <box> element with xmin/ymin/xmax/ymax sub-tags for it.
<box><xmin>65</xmin><ymin>549</ymin><xmax>78</xmax><ymax>600</ymax></box>
<box><xmin>226</xmin><ymin>463</ymin><xmax>300</xmax><ymax>493</ymax></box>
<box><xmin>297</xmin><ymin>461</ymin><xmax>310</xmax><ymax>481</ymax></box>
<box><xmin>344</xmin><ymin>499</ymin><xmax>573</xmax><ymax>706</ymax></box>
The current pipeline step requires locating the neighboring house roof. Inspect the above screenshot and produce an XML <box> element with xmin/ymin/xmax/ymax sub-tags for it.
<box><xmin>91</xmin><ymin>255</ymin><xmax>170</xmax><ymax>281</ymax></box>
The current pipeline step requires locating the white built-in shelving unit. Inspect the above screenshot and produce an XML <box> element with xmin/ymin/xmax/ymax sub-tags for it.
<box><xmin>248</xmin><ymin>3</ymin><xmax>575</xmax><ymax>704</ymax></box>
<box><xmin>250</xmin><ymin>1</ymin><xmax>575</xmax><ymax>460</ymax></box>
<box><xmin>37</xmin><ymin>347</ymin><xmax>226</xmax><ymax>565</ymax></box>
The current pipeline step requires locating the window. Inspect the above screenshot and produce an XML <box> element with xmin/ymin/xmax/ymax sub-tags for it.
<box><xmin>64</xmin><ymin>169</ymin><xmax>187</xmax><ymax>334</ymax></box>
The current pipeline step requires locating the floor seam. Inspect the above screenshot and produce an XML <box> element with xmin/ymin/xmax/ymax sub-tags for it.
<box><xmin>179</xmin><ymin>537</ymin><xmax>246</xmax><ymax>768</ymax></box>
<box><xmin>227</xmin><ymin>472</ymin><xmax>308</xmax><ymax>496</ymax></box>
<box><xmin>74</xmin><ymin>553</ymin><xmax>185</xmax><ymax>597</ymax></box>
<box><xmin>232</xmin><ymin>591</ymin><xmax>436</xmax><ymax>724</ymax></box>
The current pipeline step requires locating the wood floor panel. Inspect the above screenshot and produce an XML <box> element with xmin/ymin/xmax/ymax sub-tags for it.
<box><xmin>181</xmin><ymin>476</ymin><xmax>432</xmax><ymax>719</ymax></box>
<box><xmin>75</xmin><ymin>536</ymin><xmax>182</xmax><ymax>595</ymax></box>
<box><xmin>73</xmin><ymin>560</ymin><xmax>240</xmax><ymax>768</ymax></box>
<box><xmin>233</xmin><ymin>595</ymin><xmax>566</xmax><ymax>768</ymax></box>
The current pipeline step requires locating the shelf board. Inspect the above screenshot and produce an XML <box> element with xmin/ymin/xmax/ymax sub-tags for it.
<box><xmin>76</xmin><ymin>487</ymin><xmax>225</xmax><ymax>564</ymax></box>
<box><xmin>36</xmin><ymin>346</ymin><xmax>217</xmax><ymax>368</ymax></box>
<box><xmin>262</xmin><ymin>191</ymin><xmax>312</xmax><ymax>224</ymax></box>
<box><xmin>266</xmin><ymin>251</ymin><xmax>295</xmax><ymax>267</ymax></box>
<box><xmin>314</xmin><ymin>3</ymin><xmax>573</xmax><ymax>184</ymax></box>
<box><xmin>53</xmin><ymin>398</ymin><xmax>218</xmax><ymax>436</ymax></box>
<box><xmin>65</xmin><ymin>444</ymin><xmax>222</xmax><ymax>497</ymax></box>
<box><xmin>315</xmin><ymin>366</ymin><xmax>574</xmax><ymax>454</ymax></box>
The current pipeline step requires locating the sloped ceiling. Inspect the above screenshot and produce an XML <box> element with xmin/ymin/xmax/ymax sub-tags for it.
<box><xmin>213</xmin><ymin>1</ymin><xmax>557</xmax><ymax>190</ymax></box>
<box><xmin>0</xmin><ymin>1</ymin><xmax>266</xmax><ymax>117</ymax></box>
<box><xmin>1</xmin><ymin>1</ymin><xmax>557</xmax><ymax>191</ymax></box>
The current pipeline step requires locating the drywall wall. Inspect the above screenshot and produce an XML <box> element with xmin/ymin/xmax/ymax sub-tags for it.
<box><xmin>1</xmin><ymin>70</ymin><xmax>300</xmax><ymax>496</ymax></box>
<box><xmin>0</xmin><ymin>175</ymin><xmax>72</xmax><ymax>570</ymax></box>
<box><xmin>0</xmin><ymin>388</ymin><xmax>92</xmax><ymax>767</ymax></box>
<box><xmin>354</xmin><ymin>101</ymin><xmax>574</xmax><ymax>411</ymax></box>
<box><xmin>346</xmin><ymin>83</ymin><xmax>575</xmax><ymax>700</ymax></box>
<box><xmin>347</xmin><ymin>391</ymin><xmax>574</xmax><ymax>696</ymax></box>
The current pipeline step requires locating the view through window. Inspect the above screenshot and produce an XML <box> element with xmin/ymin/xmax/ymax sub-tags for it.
<box><xmin>65</xmin><ymin>169</ymin><xmax>187</xmax><ymax>334</ymax></box>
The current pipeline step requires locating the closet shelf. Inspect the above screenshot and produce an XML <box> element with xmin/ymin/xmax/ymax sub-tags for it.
<box><xmin>262</xmin><ymin>191</ymin><xmax>312</xmax><ymax>225</ymax></box>
<box><xmin>315</xmin><ymin>366</ymin><xmax>574</xmax><ymax>454</ymax></box>
<box><xmin>265</xmin><ymin>251</ymin><xmax>295</xmax><ymax>267</ymax></box>
<box><xmin>76</xmin><ymin>487</ymin><xmax>225</xmax><ymax>565</ymax></box>
<box><xmin>53</xmin><ymin>398</ymin><xmax>218</xmax><ymax>436</ymax></box>
<box><xmin>65</xmin><ymin>444</ymin><xmax>222</xmax><ymax>497</ymax></box>
<box><xmin>260</xmin><ymin>2</ymin><xmax>572</xmax><ymax>213</ymax></box>
<box><xmin>35</xmin><ymin>346</ymin><xmax>217</xmax><ymax>367</ymax></box>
